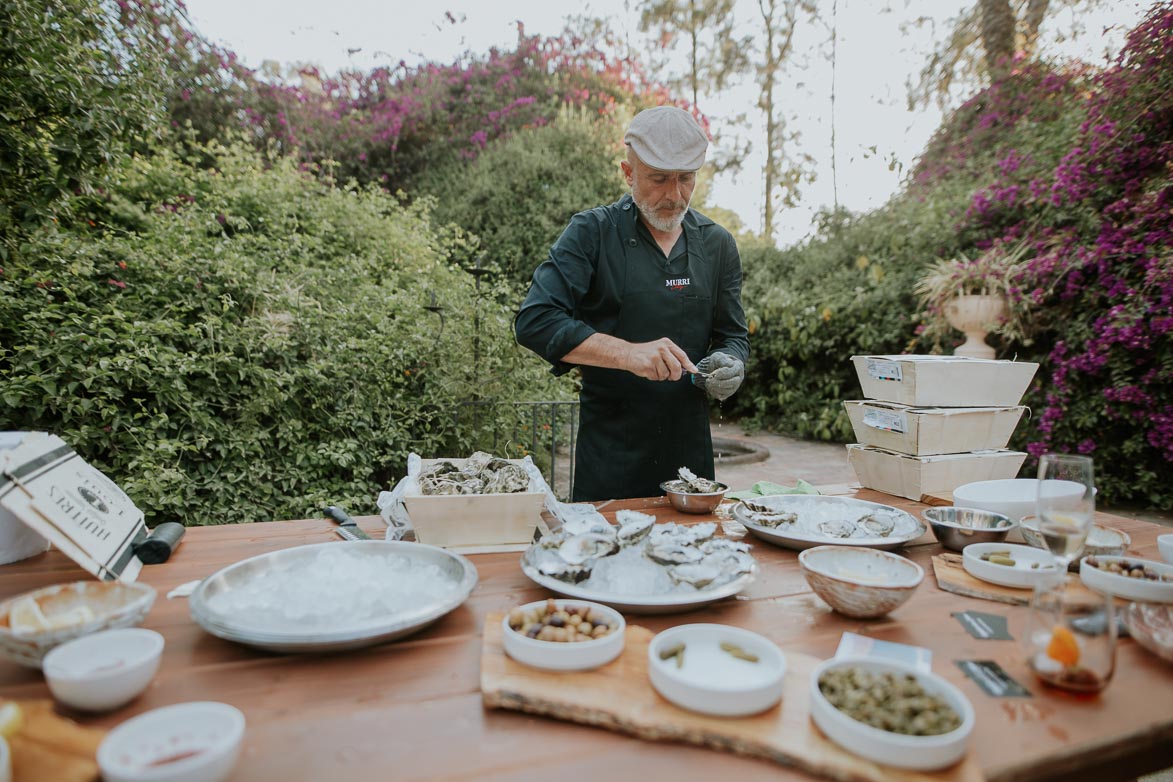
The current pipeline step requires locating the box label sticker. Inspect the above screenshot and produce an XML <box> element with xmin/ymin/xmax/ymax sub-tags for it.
<box><xmin>955</xmin><ymin>660</ymin><xmax>1031</xmax><ymax>697</ymax></box>
<box><xmin>863</xmin><ymin>409</ymin><xmax>908</xmax><ymax>433</ymax></box>
<box><xmin>952</xmin><ymin>611</ymin><xmax>1012</xmax><ymax>640</ymax></box>
<box><xmin>866</xmin><ymin>358</ymin><xmax>902</xmax><ymax>382</ymax></box>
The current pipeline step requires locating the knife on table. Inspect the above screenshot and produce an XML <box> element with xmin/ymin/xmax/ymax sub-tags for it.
<box><xmin>322</xmin><ymin>505</ymin><xmax>372</xmax><ymax>541</ymax></box>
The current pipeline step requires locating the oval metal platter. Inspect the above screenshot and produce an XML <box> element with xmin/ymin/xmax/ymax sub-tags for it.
<box><xmin>519</xmin><ymin>551</ymin><xmax>756</xmax><ymax>615</ymax></box>
<box><xmin>190</xmin><ymin>540</ymin><xmax>478</xmax><ymax>653</ymax></box>
<box><xmin>733</xmin><ymin>495</ymin><xmax>926</xmax><ymax>552</ymax></box>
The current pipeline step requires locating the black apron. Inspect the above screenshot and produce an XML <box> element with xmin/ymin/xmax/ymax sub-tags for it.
<box><xmin>572</xmin><ymin>219</ymin><xmax>715</xmax><ymax>502</ymax></box>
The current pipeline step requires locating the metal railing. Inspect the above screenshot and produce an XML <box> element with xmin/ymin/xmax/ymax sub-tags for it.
<box><xmin>453</xmin><ymin>400</ymin><xmax>579</xmax><ymax>499</ymax></box>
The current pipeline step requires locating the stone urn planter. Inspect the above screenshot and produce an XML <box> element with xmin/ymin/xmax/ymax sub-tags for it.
<box><xmin>945</xmin><ymin>294</ymin><xmax>1006</xmax><ymax>359</ymax></box>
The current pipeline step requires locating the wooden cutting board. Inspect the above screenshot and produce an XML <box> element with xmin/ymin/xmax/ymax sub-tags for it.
<box><xmin>481</xmin><ymin>615</ymin><xmax>983</xmax><ymax>782</ymax></box>
<box><xmin>931</xmin><ymin>553</ymin><xmax>1101</xmax><ymax>609</ymax></box>
<box><xmin>7</xmin><ymin>699</ymin><xmax>104</xmax><ymax>782</ymax></box>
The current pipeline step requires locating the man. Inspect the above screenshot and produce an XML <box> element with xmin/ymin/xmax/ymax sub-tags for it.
<box><xmin>515</xmin><ymin>105</ymin><xmax>749</xmax><ymax>502</ymax></box>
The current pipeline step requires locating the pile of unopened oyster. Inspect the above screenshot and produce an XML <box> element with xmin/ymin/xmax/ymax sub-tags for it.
<box><xmin>739</xmin><ymin>499</ymin><xmax>906</xmax><ymax>539</ymax></box>
<box><xmin>523</xmin><ymin>510</ymin><xmax>755</xmax><ymax>595</ymax></box>
<box><xmin>661</xmin><ymin>466</ymin><xmax>725</xmax><ymax>494</ymax></box>
<box><xmin>417</xmin><ymin>451</ymin><xmax>531</xmax><ymax>495</ymax></box>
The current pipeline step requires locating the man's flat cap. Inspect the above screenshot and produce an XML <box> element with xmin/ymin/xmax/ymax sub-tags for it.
<box><xmin>624</xmin><ymin>106</ymin><xmax>708</xmax><ymax>171</ymax></box>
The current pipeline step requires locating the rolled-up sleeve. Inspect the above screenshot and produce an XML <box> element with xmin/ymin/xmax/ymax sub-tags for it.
<box><xmin>709</xmin><ymin>231</ymin><xmax>750</xmax><ymax>364</ymax></box>
<box><xmin>515</xmin><ymin>212</ymin><xmax>600</xmax><ymax>376</ymax></box>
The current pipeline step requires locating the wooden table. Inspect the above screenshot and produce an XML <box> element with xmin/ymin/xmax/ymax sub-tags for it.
<box><xmin>1</xmin><ymin>489</ymin><xmax>1170</xmax><ymax>782</ymax></box>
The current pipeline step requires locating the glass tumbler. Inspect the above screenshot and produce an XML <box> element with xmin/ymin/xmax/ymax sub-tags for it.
<box><xmin>1024</xmin><ymin>578</ymin><xmax>1116</xmax><ymax>694</ymax></box>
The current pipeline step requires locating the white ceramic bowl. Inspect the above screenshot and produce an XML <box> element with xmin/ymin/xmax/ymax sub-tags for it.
<box><xmin>798</xmin><ymin>546</ymin><xmax>923</xmax><ymax>618</ymax></box>
<box><xmin>97</xmin><ymin>701</ymin><xmax>245</xmax><ymax>782</ymax></box>
<box><xmin>1079</xmin><ymin>556</ymin><xmax>1173</xmax><ymax>603</ymax></box>
<box><xmin>810</xmin><ymin>657</ymin><xmax>974</xmax><ymax>770</ymax></box>
<box><xmin>43</xmin><ymin>628</ymin><xmax>164</xmax><ymax>712</ymax></box>
<box><xmin>1019</xmin><ymin>516</ymin><xmax>1130</xmax><ymax>568</ymax></box>
<box><xmin>961</xmin><ymin>543</ymin><xmax>1063</xmax><ymax>589</ymax></box>
<box><xmin>0</xmin><ymin>581</ymin><xmax>156</xmax><ymax>668</ymax></box>
<box><xmin>1159</xmin><ymin>534</ymin><xmax>1173</xmax><ymax>565</ymax></box>
<box><xmin>501</xmin><ymin>600</ymin><xmax>624</xmax><ymax>671</ymax></box>
<box><xmin>647</xmin><ymin>624</ymin><xmax>786</xmax><ymax>717</ymax></box>
<box><xmin>952</xmin><ymin>478</ymin><xmax>1087</xmax><ymax>523</ymax></box>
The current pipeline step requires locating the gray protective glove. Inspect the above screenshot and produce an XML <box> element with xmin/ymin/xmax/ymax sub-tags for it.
<box><xmin>697</xmin><ymin>351</ymin><xmax>744</xmax><ymax>402</ymax></box>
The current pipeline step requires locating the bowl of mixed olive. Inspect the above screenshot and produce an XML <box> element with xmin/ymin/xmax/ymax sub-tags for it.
<box><xmin>502</xmin><ymin>598</ymin><xmax>625</xmax><ymax>671</ymax></box>
<box><xmin>809</xmin><ymin>658</ymin><xmax>975</xmax><ymax>770</ymax></box>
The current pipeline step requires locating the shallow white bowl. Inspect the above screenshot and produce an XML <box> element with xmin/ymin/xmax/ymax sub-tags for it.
<box><xmin>501</xmin><ymin>600</ymin><xmax>624</xmax><ymax>671</ymax></box>
<box><xmin>799</xmin><ymin>546</ymin><xmax>923</xmax><ymax>618</ymax></box>
<box><xmin>97</xmin><ymin>701</ymin><xmax>245</xmax><ymax>782</ymax></box>
<box><xmin>1019</xmin><ymin>516</ymin><xmax>1130</xmax><ymax>568</ymax></box>
<box><xmin>1159</xmin><ymin>534</ymin><xmax>1173</xmax><ymax>565</ymax></box>
<box><xmin>1079</xmin><ymin>556</ymin><xmax>1173</xmax><ymax>603</ymax></box>
<box><xmin>647</xmin><ymin>624</ymin><xmax>786</xmax><ymax>717</ymax></box>
<box><xmin>43</xmin><ymin>628</ymin><xmax>164</xmax><ymax>712</ymax></box>
<box><xmin>962</xmin><ymin>543</ymin><xmax>1062</xmax><ymax>589</ymax></box>
<box><xmin>952</xmin><ymin>479</ymin><xmax>1087</xmax><ymax>523</ymax></box>
<box><xmin>810</xmin><ymin>657</ymin><xmax>974</xmax><ymax>770</ymax></box>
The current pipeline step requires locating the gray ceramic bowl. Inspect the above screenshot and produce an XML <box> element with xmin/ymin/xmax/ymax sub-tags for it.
<box><xmin>659</xmin><ymin>481</ymin><xmax>729</xmax><ymax>515</ymax></box>
<box><xmin>923</xmin><ymin>507</ymin><xmax>1015</xmax><ymax>551</ymax></box>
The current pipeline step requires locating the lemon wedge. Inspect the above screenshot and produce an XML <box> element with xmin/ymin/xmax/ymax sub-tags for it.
<box><xmin>7</xmin><ymin>597</ymin><xmax>50</xmax><ymax>635</ymax></box>
<box><xmin>0</xmin><ymin>701</ymin><xmax>23</xmax><ymax>738</ymax></box>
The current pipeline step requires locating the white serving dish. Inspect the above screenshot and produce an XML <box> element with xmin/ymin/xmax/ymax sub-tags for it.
<box><xmin>810</xmin><ymin>657</ymin><xmax>974</xmax><ymax>770</ymax></box>
<box><xmin>1159</xmin><ymin>534</ymin><xmax>1173</xmax><ymax>565</ymax></box>
<box><xmin>962</xmin><ymin>543</ymin><xmax>1062</xmax><ymax>589</ymax></box>
<box><xmin>0</xmin><ymin>581</ymin><xmax>156</xmax><ymax>668</ymax></box>
<box><xmin>647</xmin><ymin>624</ymin><xmax>786</xmax><ymax>717</ymax></box>
<box><xmin>501</xmin><ymin>600</ymin><xmax>624</xmax><ymax>671</ymax></box>
<box><xmin>43</xmin><ymin>628</ymin><xmax>164</xmax><ymax>712</ymax></box>
<box><xmin>798</xmin><ymin>546</ymin><xmax>923</xmax><ymax>618</ymax></box>
<box><xmin>1125</xmin><ymin>603</ymin><xmax>1173</xmax><ymax>663</ymax></box>
<box><xmin>97</xmin><ymin>701</ymin><xmax>245</xmax><ymax>782</ymax></box>
<box><xmin>734</xmin><ymin>495</ymin><xmax>925</xmax><ymax>552</ymax></box>
<box><xmin>1079</xmin><ymin>556</ymin><xmax>1173</xmax><ymax>603</ymax></box>
<box><xmin>1019</xmin><ymin>516</ymin><xmax>1130</xmax><ymax>568</ymax></box>
<box><xmin>952</xmin><ymin>478</ymin><xmax>1087</xmax><ymax>523</ymax></box>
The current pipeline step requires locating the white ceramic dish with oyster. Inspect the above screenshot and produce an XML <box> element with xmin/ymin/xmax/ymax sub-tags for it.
<box><xmin>733</xmin><ymin>495</ymin><xmax>925</xmax><ymax>552</ymax></box>
<box><xmin>520</xmin><ymin>510</ymin><xmax>756</xmax><ymax>614</ymax></box>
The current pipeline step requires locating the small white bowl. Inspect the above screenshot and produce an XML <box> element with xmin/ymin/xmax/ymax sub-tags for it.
<box><xmin>647</xmin><ymin>624</ymin><xmax>786</xmax><ymax>717</ymax></box>
<box><xmin>1159</xmin><ymin>534</ymin><xmax>1173</xmax><ymax>565</ymax></box>
<box><xmin>962</xmin><ymin>543</ymin><xmax>1062</xmax><ymax>589</ymax></box>
<box><xmin>43</xmin><ymin>628</ymin><xmax>164</xmax><ymax>712</ymax></box>
<box><xmin>799</xmin><ymin>546</ymin><xmax>923</xmax><ymax>618</ymax></box>
<box><xmin>952</xmin><ymin>479</ymin><xmax>1087</xmax><ymax>523</ymax></box>
<box><xmin>1080</xmin><ymin>556</ymin><xmax>1173</xmax><ymax>603</ymax></box>
<box><xmin>501</xmin><ymin>600</ymin><xmax>624</xmax><ymax>671</ymax></box>
<box><xmin>1019</xmin><ymin>516</ymin><xmax>1130</xmax><ymax>568</ymax></box>
<box><xmin>810</xmin><ymin>657</ymin><xmax>974</xmax><ymax>770</ymax></box>
<box><xmin>97</xmin><ymin>701</ymin><xmax>245</xmax><ymax>782</ymax></box>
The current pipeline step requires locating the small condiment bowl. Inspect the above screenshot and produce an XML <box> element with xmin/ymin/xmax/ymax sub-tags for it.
<box><xmin>799</xmin><ymin>546</ymin><xmax>924</xmax><ymax>619</ymax></box>
<box><xmin>961</xmin><ymin>543</ymin><xmax>1062</xmax><ymax>589</ymax></box>
<box><xmin>501</xmin><ymin>599</ymin><xmax>625</xmax><ymax>671</ymax></box>
<box><xmin>43</xmin><ymin>628</ymin><xmax>164</xmax><ymax>712</ymax></box>
<box><xmin>1158</xmin><ymin>534</ymin><xmax>1173</xmax><ymax>565</ymax></box>
<box><xmin>659</xmin><ymin>481</ymin><xmax>729</xmax><ymax>515</ymax></box>
<box><xmin>810</xmin><ymin>657</ymin><xmax>975</xmax><ymax>770</ymax></box>
<box><xmin>1019</xmin><ymin>515</ymin><xmax>1130</xmax><ymax>569</ymax></box>
<box><xmin>923</xmin><ymin>507</ymin><xmax>1015</xmax><ymax>551</ymax></box>
<box><xmin>97</xmin><ymin>701</ymin><xmax>245</xmax><ymax>782</ymax></box>
<box><xmin>0</xmin><ymin>581</ymin><xmax>156</xmax><ymax>668</ymax></box>
<box><xmin>647</xmin><ymin>624</ymin><xmax>786</xmax><ymax>717</ymax></box>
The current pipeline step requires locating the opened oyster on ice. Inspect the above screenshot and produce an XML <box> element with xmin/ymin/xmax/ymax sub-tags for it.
<box><xmin>733</xmin><ymin>494</ymin><xmax>925</xmax><ymax>551</ymax></box>
<box><xmin>416</xmin><ymin>451</ymin><xmax>532</xmax><ymax>496</ymax></box>
<box><xmin>521</xmin><ymin>510</ymin><xmax>756</xmax><ymax>607</ymax></box>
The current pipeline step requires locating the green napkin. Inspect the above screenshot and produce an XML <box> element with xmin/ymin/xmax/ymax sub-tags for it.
<box><xmin>726</xmin><ymin>479</ymin><xmax>820</xmax><ymax>500</ymax></box>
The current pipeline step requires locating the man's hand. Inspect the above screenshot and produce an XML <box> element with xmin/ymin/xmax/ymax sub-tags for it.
<box><xmin>623</xmin><ymin>338</ymin><xmax>698</xmax><ymax>381</ymax></box>
<box><xmin>697</xmin><ymin>351</ymin><xmax>744</xmax><ymax>401</ymax></box>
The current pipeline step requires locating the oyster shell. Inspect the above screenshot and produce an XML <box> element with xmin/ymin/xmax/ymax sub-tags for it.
<box><xmin>858</xmin><ymin>512</ymin><xmax>896</xmax><ymax>538</ymax></box>
<box><xmin>645</xmin><ymin>542</ymin><xmax>704</xmax><ymax>565</ymax></box>
<box><xmin>559</xmin><ymin>532</ymin><xmax>619</xmax><ymax>565</ymax></box>
<box><xmin>417</xmin><ymin>451</ymin><xmax>532</xmax><ymax>496</ymax></box>
<box><xmin>616</xmin><ymin>510</ymin><xmax>655</xmax><ymax>546</ymax></box>
<box><xmin>667</xmin><ymin>562</ymin><xmax>722</xmax><ymax>589</ymax></box>
<box><xmin>818</xmin><ymin>519</ymin><xmax>857</xmax><ymax>538</ymax></box>
<box><xmin>740</xmin><ymin>500</ymin><xmax>799</xmax><ymax>528</ymax></box>
<box><xmin>674</xmin><ymin>466</ymin><xmax>722</xmax><ymax>494</ymax></box>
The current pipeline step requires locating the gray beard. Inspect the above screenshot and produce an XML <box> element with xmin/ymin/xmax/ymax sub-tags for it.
<box><xmin>633</xmin><ymin>195</ymin><xmax>689</xmax><ymax>233</ymax></box>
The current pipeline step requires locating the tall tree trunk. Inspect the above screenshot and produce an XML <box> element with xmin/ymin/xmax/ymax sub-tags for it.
<box><xmin>1022</xmin><ymin>0</ymin><xmax>1051</xmax><ymax>58</ymax></box>
<box><xmin>689</xmin><ymin>0</ymin><xmax>700</xmax><ymax>108</ymax></box>
<box><xmin>978</xmin><ymin>0</ymin><xmax>1016</xmax><ymax>79</ymax></box>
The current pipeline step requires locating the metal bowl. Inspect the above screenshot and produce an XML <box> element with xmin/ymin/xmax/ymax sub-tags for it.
<box><xmin>923</xmin><ymin>507</ymin><xmax>1015</xmax><ymax>551</ymax></box>
<box><xmin>659</xmin><ymin>481</ymin><xmax>729</xmax><ymax>515</ymax></box>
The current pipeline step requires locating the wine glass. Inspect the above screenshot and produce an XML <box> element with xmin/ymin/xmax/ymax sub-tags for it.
<box><xmin>1035</xmin><ymin>453</ymin><xmax>1095</xmax><ymax>570</ymax></box>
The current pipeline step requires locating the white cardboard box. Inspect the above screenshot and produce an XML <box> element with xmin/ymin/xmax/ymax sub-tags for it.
<box><xmin>846</xmin><ymin>444</ymin><xmax>1027</xmax><ymax>501</ymax></box>
<box><xmin>402</xmin><ymin>458</ymin><xmax>545</xmax><ymax>549</ymax></box>
<box><xmin>843</xmin><ymin>401</ymin><xmax>1027</xmax><ymax>456</ymax></box>
<box><xmin>851</xmin><ymin>355</ymin><xmax>1038</xmax><ymax>407</ymax></box>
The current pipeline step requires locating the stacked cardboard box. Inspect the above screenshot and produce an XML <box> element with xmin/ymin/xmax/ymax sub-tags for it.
<box><xmin>844</xmin><ymin>355</ymin><xmax>1038</xmax><ymax>501</ymax></box>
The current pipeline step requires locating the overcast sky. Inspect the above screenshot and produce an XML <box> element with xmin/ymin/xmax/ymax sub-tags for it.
<box><xmin>181</xmin><ymin>0</ymin><xmax>1147</xmax><ymax>245</ymax></box>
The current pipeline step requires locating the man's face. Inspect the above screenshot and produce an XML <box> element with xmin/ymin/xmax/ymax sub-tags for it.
<box><xmin>622</xmin><ymin>154</ymin><xmax>696</xmax><ymax>233</ymax></box>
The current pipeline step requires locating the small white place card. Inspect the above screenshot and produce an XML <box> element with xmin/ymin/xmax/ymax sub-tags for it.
<box><xmin>835</xmin><ymin>631</ymin><xmax>933</xmax><ymax>672</ymax></box>
<box><xmin>0</xmin><ymin>432</ymin><xmax>146</xmax><ymax>581</ymax></box>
